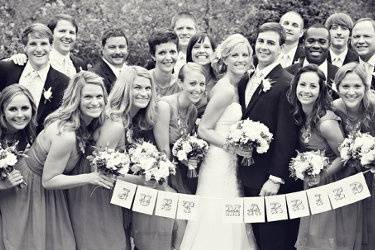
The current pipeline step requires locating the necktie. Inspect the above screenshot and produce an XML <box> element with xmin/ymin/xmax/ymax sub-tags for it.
<box><xmin>62</xmin><ymin>57</ymin><xmax>76</xmax><ymax>78</ymax></box>
<box><xmin>332</xmin><ymin>57</ymin><xmax>342</xmax><ymax>68</ymax></box>
<box><xmin>21</xmin><ymin>71</ymin><xmax>42</xmax><ymax>106</ymax></box>
<box><xmin>280</xmin><ymin>54</ymin><xmax>291</xmax><ymax>68</ymax></box>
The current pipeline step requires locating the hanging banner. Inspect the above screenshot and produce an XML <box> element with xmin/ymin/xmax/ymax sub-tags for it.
<box><xmin>306</xmin><ymin>184</ymin><xmax>332</xmax><ymax>215</ymax></box>
<box><xmin>222</xmin><ymin>198</ymin><xmax>244</xmax><ymax>223</ymax></box>
<box><xmin>132</xmin><ymin>186</ymin><xmax>158</xmax><ymax>215</ymax></box>
<box><xmin>265</xmin><ymin>195</ymin><xmax>288</xmax><ymax>222</ymax></box>
<box><xmin>176</xmin><ymin>193</ymin><xmax>200</xmax><ymax>221</ymax></box>
<box><xmin>286</xmin><ymin>191</ymin><xmax>310</xmax><ymax>219</ymax></box>
<box><xmin>243</xmin><ymin>197</ymin><xmax>265</xmax><ymax>223</ymax></box>
<box><xmin>154</xmin><ymin>190</ymin><xmax>179</xmax><ymax>219</ymax></box>
<box><xmin>111</xmin><ymin>180</ymin><xmax>137</xmax><ymax>209</ymax></box>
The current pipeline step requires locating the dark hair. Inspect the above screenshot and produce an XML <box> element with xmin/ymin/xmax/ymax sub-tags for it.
<box><xmin>325</xmin><ymin>13</ymin><xmax>354</xmax><ymax>31</ymax></box>
<box><xmin>287</xmin><ymin>64</ymin><xmax>332</xmax><ymax>130</ymax></box>
<box><xmin>47</xmin><ymin>14</ymin><xmax>78</xmax><ymax>33</ymax></box>
<box><xmin>186</xmin><ymin>33</ymin><xmax>217</xmax><ymax>62</ymax></box>
<box><xmin>101</xmin><ymin>28</ymin><xmax>128</xmax><ymax>47</ymax></box>
<box><xmin>258</xmin><ymin>22</ymin><xmax>286</xmax><ymax>46</ymax></box>
<box><xmin>304</xmin><ymin>23</ymin><xmax>330</xmax><ymax>41</ymax></box>
<box><xmin>0</xmin><ymin>84</ymin><xmax>37</xmax><ymax>147</ymax></box>
<box><xmin>170</xmin><ymin>11</ymin><xmax>197</xmax><ymax>29</ymax></box>
<box><xmin>21</xmin><ymin>23</ymin><xmax>53</xmax><ymax>45</ymax></box>
<box><xmin>147</xmin><ymin>29</ymin><xmax>178</xmax><ymax>56</ymax></box>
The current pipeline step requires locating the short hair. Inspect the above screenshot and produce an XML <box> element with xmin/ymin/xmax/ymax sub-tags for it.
<box><xmin>101</xmin><ymin>28</ymin><xmax>128</xmax><ymax>47</ymax></box>
<box><xmin>353</xmin><ymin>18</ymin><xmax>375</xmax><ymax>32</ymax></box>
<box><xmin>305</xmin><ymin>23</ymin><xmax>330</xmax><ymax>40</ymax></box>
<box><xmin>148</xmin><ymin>29</ymin><xmax>178</xmax><ymax>56</ymax></box>
<box><xmin>170</xmin><ymin>11</ymin><xmax>197</xmax><ymax>29</ymax></box>
<box><xmin>325</xmin><ymin>13</ymin><xmax>354</xmax><ymax>31</ymax></box>
<box><xmin>258</xmin><ymin>22</ymin><xmax>286</xmax><ymax>46</ymax></box>
<box><xmin>280</xmin><ymin>11</ymin><xmax>305</xmax><ymax>29</ymax></box>
<box><xmin>186</xmin><ymin>33</ymin><xmax>217</xmax><ymax>63</ymax></box>
<box><xmin>178</xmin><ymin>62</ymin><xmax>206</xmax><ymax>82</ymax></box>
<box><xmin>21</xmin><ymin>23</ymin><xmax>53</xmax><ymax>45</ymax></box>
<box><xmin>47</xmin><ymin>14</ymin><xmax>78</xmax><ymax>33</ymax></box>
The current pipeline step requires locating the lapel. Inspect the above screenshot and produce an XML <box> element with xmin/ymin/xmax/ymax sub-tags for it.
<box><xmin>101</xmin><ymin>59</ymin><xmax>116</xmax><ymax>83</ymax></box>
<box><xmin>238</xmin><ymin>74</ymin><xmax>249</xmax><ymax>115</ymax></box>
<box><xmin>292</xmin><ymin>45</ymin><xmax>304</xmax><ymax>65</ymax></box>
<box><xmin>37</xmin><ymin>67</ymin><xmax>57</xmax><ymax>120</ymax></box>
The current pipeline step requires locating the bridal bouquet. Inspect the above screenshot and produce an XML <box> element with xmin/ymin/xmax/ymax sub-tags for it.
<box><xmin>289</xmin><ymin>150</ymin><xmax>329</xmax><ymax>187</ymax></box>
<box><xmin>0</xmin><ymin>142</ymin><xmax>27</xmax><ymax>188</ymax></box>
<box><xmin>339</xmin><ymin>132</ymin><xmax>375</xmax><ymax>171</ymax></box>
<box><xmin>225</xmin><ymin>119</ymin><xmax>273</xmax><ymax>166</ymax></box>
<box><xmin>87</xmin><ymin>147</ymin><xmax>130</xmax><ymax>178</ymax></box>
<box><xmin>128</xmin><ymin>141</ymin><xmax>176</xmax><ymax>184</ymax></box>
<box><xmin>172</xmin><ymin>135</ymin><xmax>209</xmax><ymax>178</ymax></box>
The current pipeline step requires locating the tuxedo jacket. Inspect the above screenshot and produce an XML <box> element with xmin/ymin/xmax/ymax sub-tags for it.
<box><xmin>292</xmin><ymin>44</ymin><xmax>305</xmax><ymax>65</ymax></box>
<box><xmin>91</xmin><ymin>58</ymin><xmax>116</xmax><ymax>94</ymax></box>
<box><xmin>238</xmin><ymin>64</ymin><xmax>299</xmax><ymax>192</ymax></box>
<box><xmin>327</xmin><ymin>48</ymin><xmax>359</xmax><ymax>66</ymax></box>
<box><xmin>0</xmin><ymin>61</ymin><xmax>70</xmax><ymax>134</ymax></box>
<box><xmin>71</xmin><ymin>54</ymin><xmax>87</xmax><ymax>72</ymax></box>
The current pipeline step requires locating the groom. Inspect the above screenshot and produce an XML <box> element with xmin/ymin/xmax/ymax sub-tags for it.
<box><xmin>238</xmin><ymin>22</ymin><xmax>300</xmax><ymax>250</ymax></box>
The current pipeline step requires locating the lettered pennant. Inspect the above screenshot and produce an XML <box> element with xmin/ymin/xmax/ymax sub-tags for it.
<box><xmin>154</xmin><ymin>190</ymin><xmax>179</xmax><ymax>219</ymax></box>
<box><xmin>176</xmin><ymin>193</ymin><xmax>200</xmax><ymax>221</ymax></box>
<box><xmin>306</xmin><ymin>185</ymin><xmax>332</xmax><ymax>214</ymax></box>
<box><xmin>222</xmin><ymin>198</ymin><xmax>244</xmax><ymax>223</ymax></box>
<box><xmin>110</xmin><ymin>180</ymin><xmax>137</xmax><ymax>209</ymax></box>
<box><xmin>286</xmin><ymin>191</ymin><xmax>310</xmax><ymax>219</ymax></box>
<box><xmin>265</xmin><ymin>195</ymin><xmax>288</xmax><ymax>222</ymax></box>
<box><xmin>344</xmin><ymin>172</ymin><xmax>371</xmax><ymax>203</ymax></box>
<box><xmin>132</xmin><ymin>185</ymin><xmax>158</xmax><ymax>215</ymax></box>
<box><xmin>243</xmin><ymin>197</ymin><xmax>265</xmax><ymax>223</ymax></box>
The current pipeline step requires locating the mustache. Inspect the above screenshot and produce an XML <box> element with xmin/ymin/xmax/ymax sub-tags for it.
<box><xmin>110</xmin><ymin>53</ymin><xmax>126</xmax><ymax>58</ymax></box>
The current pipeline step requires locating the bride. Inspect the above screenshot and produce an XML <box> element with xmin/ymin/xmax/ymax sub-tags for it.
<box><xmin>180</xmin><ymin>34</ymin><xmax>257</xmax><ymax>250</ymax></box>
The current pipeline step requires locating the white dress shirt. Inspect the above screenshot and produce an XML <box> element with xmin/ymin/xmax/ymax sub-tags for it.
<box><xmin>359</xmin><ymin>54</ymin><xmax>375</xmax><ymax>87</ymax></box>
<box><xmin>279</xmin><ymin>44</ymin><xmax>299</xmax><ymax>68</ymax></box>
<box><xmin>329</xmin><ymin>47</ymin><xmax>348</xmax><ymax>68</ymax></box>
<box><xmin>49</xmin><ymin>49</ymin><xmax>76</xmax><ymax>78</ymax></box>
<box><xmin>19</xmin><ymin>62</ymin><xmax>50</xmax><ymax>107</ymax></box>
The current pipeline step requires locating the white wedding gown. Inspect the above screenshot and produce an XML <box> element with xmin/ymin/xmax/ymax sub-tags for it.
<box><xmin>180</xmin><ymin>102</ymin><xmax>257</xmax><ymax>250</ymax></box>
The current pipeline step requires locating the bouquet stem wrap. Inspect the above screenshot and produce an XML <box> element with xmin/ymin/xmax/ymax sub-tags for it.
<box><xmin>187</xmin><ymin>159</ymin><xmax>198</xmax><ymax>178</ymax></box>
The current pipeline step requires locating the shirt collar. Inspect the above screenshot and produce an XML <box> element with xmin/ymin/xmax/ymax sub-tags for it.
<box><xmin>303</xmin><ymin>58</ymin><xmax>328</xmax><ymax>78</ymax></box>
<box><xmin>102</xmin><ymin>57</ymin><xmax>122</xmax><ymax>78</ymax></box>
<box><xmin>23</xmin><ymin>61</ymin><xmax>50</xmax><ymax>83</ymax></box>
<box><xmin>329</xmin><ymin>47</ymin><xmax>348</xmax><ymax>64</ymax></box>
<box><xmin>255</xmin><ymin>61</ymin><xmax>280</xmax><ymax>78</ymax></box>
<box><xmin>50</xmin><ymin>48</ymin><xmax>71</xmax><ymax>61</ymax></box>
<box><xmin>281</xmin><ymin>44</ymin><xmax>299</xmax><ymax>60</ymax></box>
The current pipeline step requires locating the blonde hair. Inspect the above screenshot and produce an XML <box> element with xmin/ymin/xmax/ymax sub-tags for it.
<box><xmin>106</xmin><ymin>66</ymin><xmax>156</xmax><ymax>130</ymax></box>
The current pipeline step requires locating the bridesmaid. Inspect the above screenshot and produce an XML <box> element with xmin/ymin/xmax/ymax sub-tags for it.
<box><xmin>154</xmin><ymin>62</ymin><xmax>206</xmax><ymax>194</ymax></box>
<box><xmin>147</xmin><ymin>29</ymin><xmax>182</xmax><ymax>99</ymax></box>
<box><xmin>186</xmin><ymin>33</ymin><xmax>217</xmax><ymax>116</ymax></box>
<box><xmin>0</xmin><ymin>71</ymin><xmax>112</xmax><ymax>250</ymax></box>
<box><xmin>331</xmin><ymin>62</ymin><xmax>375</xmax><ymax>250</ymax></box>
<box><xmin>0</xmin><ymin>85</ymin><xmax>36</xmax><ymax>249</ymax></box>
<box><xmin>287</xmin><ymin>64</ymin><xmax>361</xmax><ymax>249</ymax></box>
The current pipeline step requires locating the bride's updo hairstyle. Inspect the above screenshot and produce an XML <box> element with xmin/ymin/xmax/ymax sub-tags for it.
<box><xmin>211</xmin><ymin>34</ymin><xmax>253</xmax><ymax>76</ymax></box>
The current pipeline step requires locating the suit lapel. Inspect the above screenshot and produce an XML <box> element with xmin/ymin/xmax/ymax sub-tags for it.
<box><xmin>238</xmin><ymin>74</ymin><xmax>249</xmax><ymax>115</ymax></box>
<box><xmin>244</xmin><ymin>83</ymin><xmax>264</xmax><ymax>116</ymax></box>
<box><xmin>37</xmin><ymin>68</ymin><xmax>57</xmax><ymax>120</ymax></box>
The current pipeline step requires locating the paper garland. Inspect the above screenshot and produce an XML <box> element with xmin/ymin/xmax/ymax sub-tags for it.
<box><xmin>110</xmin><ymin>172</ymin><xmax>371</xmax><ymax>222</ymax></box>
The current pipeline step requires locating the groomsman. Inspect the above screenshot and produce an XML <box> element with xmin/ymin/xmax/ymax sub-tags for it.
<box><xmin>352</xmin><ymin>18</ymin><xmax>375</xmax><ymax>89</ymax></box>
<box><xmin>238</xmin><ymin>22</ymin><xmax>299</xmax><ymax>250</ymax></box>
<box><xmin>286</xmin><ymin>24</ymin><xmax>339</xmax><ymax>93</ymax></box>
<box><xmin>325</xmin><ymin>13</ymin><xmax>359</xmax><ymax>68</ymax></box>
<box><xmin>278</xmin><ymin>11</ymin><xmax>305</xmax><ymax>68</ymax></box>
<box><xmin>91</xmin><ymin>28</ymin><xmax>129</xmax><ymax>93</ymax></box>
<box><xmin>0</xmin><ymin>23</ymin><xmax>69</xmax><ymax>133</ymax></box>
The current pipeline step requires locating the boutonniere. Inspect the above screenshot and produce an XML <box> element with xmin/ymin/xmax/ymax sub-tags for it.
<box><xmin>261</xmin><ymin>78</ymin><xmax>273</xmax><ymax>93</ymax></box>
<box><xmin>294</xmin><ymin>58</ymin><xmax>302</xmax><ymax>65</ymax></box>
<box><xmin>43</xmin><ymin>87</ymin><xmax>53</xmax><ymax>103</ymax></box>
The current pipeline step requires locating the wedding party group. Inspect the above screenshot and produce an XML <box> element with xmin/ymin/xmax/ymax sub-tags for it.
<box><xmin>0</xmin><ymin>8</ymin><xmax>374</xmax><ymax>250</ymax></box>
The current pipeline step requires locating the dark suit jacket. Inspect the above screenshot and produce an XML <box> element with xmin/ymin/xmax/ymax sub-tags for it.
<box><xmin>0</xmin><ymin>61</ymin><xmax>70</xmax><ymax>134</ymax></box>
<box><xmin>91</xmin><ymin>58</ymin><xmax>116</xmax><ymax>94</ymax></box>
<box><xmin>238</xmin><ymin>64</ymin><xmax>299</xmax><ymax>192</ymax></box>
<box><xmin>292</xmin><ymin>44</ymin><xmax>305</xmax><ymax>65</ymax></box>
<box><xmin>327</xmin><ymin>48</ymin><xmax>359</xmax><ymax>66</ymax></box>
<box><xmin>71</xmin><ymin>54</ymin><xmax>87</xmax><ymax>72</ymax></box>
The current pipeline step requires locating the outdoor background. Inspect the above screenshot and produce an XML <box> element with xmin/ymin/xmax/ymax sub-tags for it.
<box><xmin>0</xmin><ymin>0</ymin><xmax>374</xmax><ymax>66</ymax></box>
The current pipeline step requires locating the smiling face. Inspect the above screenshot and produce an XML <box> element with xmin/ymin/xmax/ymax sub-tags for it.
<box><xmin>4</xmin><ymin>94</ymin><xmax>32</xmax><ymax>132</ymax></box>
<box><xmin>304</xmin><ymin>27</ymin><xmax>330</xmax><ymax>64</ymax></box>
<box><xmin>329</xmin><ymin>24</ymin><xmax>350</xmax><ymax>49</ymax></box>
<box><xmin>131</xmin><ymin>76</ymin><xmax>152</xmax><ymax>109</ymax></box>
<box><xmin>52</xmin><ymin>20</ymin><xmax>77</xmax><ymax>55</ymax></box>
<box><xmin>255</xmin><ymin>31</ymin><xmax>282</xmax><ymax>68</ymax></box>
<box><xmin>80</xmin><ymin>84</ymin><xmax>105</xmax><ymax>122</ymax></box>
<box><xmin>182</xmin><ymin>70</ymin><xmax>206</xmax><ymax>103</ymax></box>
<box><xmin>174</xmin><ymin>17</ymin><xmax>197</xmax><ymax>49</ymax></box>
<box><xmin>191</xmin><ymin>37</ymin><xmax>214</xmax><ymax>65</ymax></box>
<box><xmin>24</xmin><ymin>35</ymin><xmax>51</xmax><ymax>70</ymax></box>
<box><xmin>280</xmin><ymin>12</ymin><xmax>304</xmax><ymax>43</ymax></box>
<box><xmin>296</xmin><ymin>71</ymin><xmax>320</xmax><ymax>107</ymax></box>
<box><xmin>225</xmin><ymin>43</ymin><xmax>251</xmax><ymax>76</ymax></box>
<box><xmin>102</xmin><ymin>36</ymin><xmax>128</xmax><ymax>67</ymax></box>
<box><xmin>338</xmin><ymin>72</ymin><xmax>366</xmax><ymax>110</ymax></box>
<box><xmin>153</xmin><ymin>42</ymin><xmax>178</xmax><ymax>73</ymax></box>
<box><xmin>352</xmin><ymin>21</ymin><xmax>375</xmax><ymax>61</ymax></box>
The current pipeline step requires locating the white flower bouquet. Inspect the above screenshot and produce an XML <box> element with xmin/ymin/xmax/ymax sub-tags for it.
<box><xmin>225</xmin><ymin>119</ymin><xmax>273</xmax><ymax>166</ymax></box>
<box><xmin>339</xmin><ymin>132</ymin><xmax>375</xmax><ymax>171</ymax></box>
<box><xmin>172</xmin><ymin>135</ymin><xmax>209</xmax><ymax>178</ymax></box>
<box><xmin>0</xmin><ymin>142</ymin><xmax>27</xmax><ymax>188</ymax></box>
<box><xmin>128</xmin><ymin>141</ymin><xmax>176</xmax><ymax>184</ymax></box>
<box><xmin>289</xmin><ymin>150</ymin><xmax>329</xmax><ymax>187</ymax></box>
<box><xmin>87</xmin><ymin>147</ymin><xmax>130</xmax><ymax>178</ymax></box>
